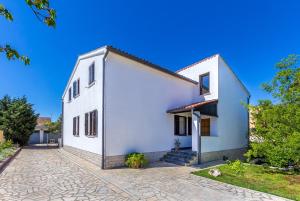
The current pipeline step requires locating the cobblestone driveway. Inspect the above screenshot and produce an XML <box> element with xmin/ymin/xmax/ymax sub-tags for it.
<box><xmin>0</xmin><ymin>148</ymin><xmax>288</xmax><ymax>201</ymax></box>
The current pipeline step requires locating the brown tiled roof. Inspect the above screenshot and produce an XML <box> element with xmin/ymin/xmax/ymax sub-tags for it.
<box><xmin>167</xmin><ymin>99</ymin><xmax>218</xmax><ymax>113</ymax></box>
<box><xmin>37</xmin><ymin>117</ymin><xmax>51</xmax><ymax>126</ymax></box>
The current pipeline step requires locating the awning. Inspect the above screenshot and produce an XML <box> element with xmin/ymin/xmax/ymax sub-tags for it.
<box><xmin>167</xmin><ymin>99</ymin><xmax>218</xmax><ymax>116</ymax></box>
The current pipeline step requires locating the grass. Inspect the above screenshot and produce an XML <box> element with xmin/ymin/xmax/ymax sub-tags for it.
<box><xmin>193</xmin><ymin>163</ymin><xmax>300</xmax><ymax>200</ymax></box>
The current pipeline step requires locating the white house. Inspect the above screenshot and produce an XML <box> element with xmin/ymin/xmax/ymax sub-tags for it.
<box><xmin>62</xmin><ymin>46</ymin><xmax>250</xmax><ymax>169</ymax></box>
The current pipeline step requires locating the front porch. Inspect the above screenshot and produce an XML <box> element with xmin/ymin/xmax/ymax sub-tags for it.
<box><xmin>166</xmin><ymin>99</ymin><xmax>218</xmax><ymax>164</ymax></box>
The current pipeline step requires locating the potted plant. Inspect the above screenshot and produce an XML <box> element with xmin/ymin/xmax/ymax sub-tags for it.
<box><xmin>174</xmin><ymin>138</ymin><xmax>181</xmax><ymax>152</ymax></box>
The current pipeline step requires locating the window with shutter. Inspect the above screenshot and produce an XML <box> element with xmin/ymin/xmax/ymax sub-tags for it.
<box><xmin>77</xmin><ymin>116</ymin><xmax>80</xmax><ymax>136</ymax></box>
<box><xmin>188</xmin><ymin>117</ymin><xmax>192</xmax><ymax>135</ymax></box>
<box><xmin>85</xmin><ymin>113</ymin><xmax>88</xmax><ymax>135</ymax></box>
<box><xmin>77</xmin><ymin>79</ymin><xmax>80</xmax><ymax>95</ymax></box>
<box><xmin>201</xmin><ymin>118</ymin><xmax>210</xmax><ymax>136</ymax></box>
<box><xmin>73</xmin><ymin>81</ymin><xmax>76</xmax><ymax>97</ymax></box>
<box><xmin>73</xmin><ymin>117</ymin><xmax>76</xmax><ymax>135</ymax></box>
<box><xmin>89</xmin><ymin>63</ymin><xmax>95</xmax><ymax>85</ymax></box>
<box><xmin>174</xmin><ymin>115</ymin><xmax>187</xmax><ymax>136</ymax></box>
<box><xmin>68</xmin><ymin>88</ymin><xmax>72</xmax><ymax>102</ymax></box>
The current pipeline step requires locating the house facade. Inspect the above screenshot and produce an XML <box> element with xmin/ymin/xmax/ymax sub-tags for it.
<box><xmin>62</xmin><ymin>46</ymin><xmax>250</xmax><ymax>169</ymax></box>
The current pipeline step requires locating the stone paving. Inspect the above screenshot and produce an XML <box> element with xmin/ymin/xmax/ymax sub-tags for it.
<box><xmin>0</xmin><ymin>148</ymin><xmax>290</xmax><ymax>201</ymax></box>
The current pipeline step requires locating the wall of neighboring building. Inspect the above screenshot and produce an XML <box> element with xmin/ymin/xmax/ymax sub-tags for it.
<box><xmin>63</xmin><ymin>50</ymin><xmax>104</xmax><ymax>155</ymax></box>
<box><xmin>104</xmin><ymin>52</ymin><xmax>196</xmax><ymax>157</ymax></box>
<box><xmin>201</xmin><ymin>57</ymin><xmax>249</xmax><ymax>153</ymax></box>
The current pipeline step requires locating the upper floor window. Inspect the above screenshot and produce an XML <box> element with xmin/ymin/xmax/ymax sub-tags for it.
<box><xmin>68</xmin><ymin>87</ymin><xmax>72</xmax><ymax>102</ymax></box>
<box><xmin>73</xmin><ymin>116</ymin><xmax>80</xmax><ymax>136</ymax></box>
<box><xmin>199</xmin><ymin>73</ymin><xmax>209</xmax><ymax>95</ymax></box>
<box><xmin>89</xmin><ymin>63</ymin><xmax>95</xmax><ymax>85</ymax></box>
<box><xmin>73</xmin><ymin>79</ymin><xmax>80</xmax><ymax>97</ymax></box>
<box><xmin>85</xmin><ymin>110</ymin><xmax>98</xmax><ymax>137</ymax></box>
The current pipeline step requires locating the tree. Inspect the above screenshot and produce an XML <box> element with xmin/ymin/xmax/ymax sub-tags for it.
<box><xmin>46</xmin><ymin>114</ymin><xmax>62</xmax><ymax>134</ymax></box>
<box><xmin>0</xmin><ymin>0</ymin><xmax>56</xmax><ymax>65</ymax></box>
<box><xmin>0</xmin><ymin>95</ymin><xmax>39</xmax><ymax>145</ymax></box>
<box><xmin>245</xmin><ymin>55</ymin><xmax>300</xmax><ymax>167</ymax></box>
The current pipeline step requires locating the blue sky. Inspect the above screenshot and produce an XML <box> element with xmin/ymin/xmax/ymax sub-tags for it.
<box><xmin>1</xmin><ymin>0</ymin><xmax>300</xmax><ymax>121</ymax></box>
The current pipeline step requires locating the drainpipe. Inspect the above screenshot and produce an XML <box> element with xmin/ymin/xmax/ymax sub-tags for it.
<box><xmin>61</xmin><ymin>99</ymin><xmax>64</xmax><ymax>148</ymax></box>
<box><xmin>101</xmin><ymin>49</ymin><xmax>109</xmax><ymax>169</ymax></box>
<box><xmin>192</xmin><ymin>109</ymin><xmax>201</xmax><ymax>164</ymax></box>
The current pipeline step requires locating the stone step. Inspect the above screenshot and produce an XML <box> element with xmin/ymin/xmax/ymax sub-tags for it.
<box><xmin>165</xmin><ymin>153</ymin><xmax>196</xmax><ymax>159</ymax></box>
<box><xmin>164</xmin><ymin>159</ymin><xmax>191</xmax><ymax>166</ymax></box>
<box><xmin>161</xmin><ymin>150</ymin><xmax>198</xmax><ymax>166</ymax></box>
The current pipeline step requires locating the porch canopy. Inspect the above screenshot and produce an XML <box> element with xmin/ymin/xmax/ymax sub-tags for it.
<box><xmin>166</xmin><ymin>99</ymin><xmax>218</xmax><ymax>117</ymax></box>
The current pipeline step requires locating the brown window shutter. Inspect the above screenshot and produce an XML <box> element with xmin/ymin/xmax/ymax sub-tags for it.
<box><xmin>174</xmin><ymin>115</ymin><xmax>179</xmax><ymax>135</ymax></box>
<box><xmin>73</xmin><ymin>117</ymin><xmax>75</xmax><ymax>135</ymax></box>
<box><xmin>88</xmin><ymin>65</ymin><xmax>91</xmax><ymax>84</ymax></box>
<box><xmin>77</xmin><ymin>116</ymin><xmax>80</xmax><ymax>136</ymax></box>
<box><xmin>188</xmin><ymin>117</ymin><xmax>192</xmax><ymax>135</ymax></box>
<box><xmin>85</xmin><ymin>113</ymin><xmax>88</xmax><ymax>135</ymax></box>
<box><xmin>89</xmin><ymin>112</ymin><xmax>92</xmax><ymax>135</ymax></box>
<box><xmin>77</xmin><ymin>79</ymin><xmax>80</xmax><ymax>95</ymax></box>
<box><xmin>94</xmin><ymin>110</ymin><xmax>98</xmax><ymax>136</ymax></box>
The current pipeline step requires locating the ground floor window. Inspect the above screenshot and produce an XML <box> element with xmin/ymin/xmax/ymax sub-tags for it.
<box><xmin>174</xmin><ymin>115</ymin><xmax>186</xmax><ymax>135</ymax></box>
<box><xmin>85</xmin><ymin>110</ymin><xmax>98</xmax><ymax>137</ymax></box>
<box><xmin>201</xmin><ymin>118</ymin><xmax>210</xmax><ymax>136</ymax></box>
<box><xmin>73</xmin><ymin>116</ymin><xmax>80</xmax><ymax>136</ymax></box>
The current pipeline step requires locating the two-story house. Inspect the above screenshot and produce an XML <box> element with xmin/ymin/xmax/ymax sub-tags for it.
<box><xmin>62</xmin><ymin>46</ymin><xmax>250</xmax><ymax>169</ymax></box>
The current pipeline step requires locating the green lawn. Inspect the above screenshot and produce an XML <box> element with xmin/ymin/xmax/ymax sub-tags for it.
<box><xmin>193</xmin><ymin>163</ymin><xmax>300</xmax><ymax>200</ymax></box>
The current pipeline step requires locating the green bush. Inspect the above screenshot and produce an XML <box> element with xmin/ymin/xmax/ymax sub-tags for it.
<box><xmin>227</xmin><ymin>160</ymin><xmax>245</xmax><ymax>175</ymax></box>
<box><xmin>0</xmin><ymin>140</ymin><xmax>13</xmax><ymax>151</ymax></box>
<box><xmin>246</xmin><ymin>55</ymin><xmax>300</xmax><ymax>168</ymax></box>
<box><xmin>125</xmin><ymin>153</ymin><xmax>148</xmax><ymax>168</ymax></box>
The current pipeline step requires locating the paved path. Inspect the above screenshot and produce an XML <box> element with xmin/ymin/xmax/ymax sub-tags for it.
<box><xmin>0</xmin><ymin>148</ymin><xmax>289</xmax><ymax>201</ymax></box>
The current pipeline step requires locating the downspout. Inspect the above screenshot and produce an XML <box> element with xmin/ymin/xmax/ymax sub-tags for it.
<box><xmin>101</xmin><ymin>49</ymin><xmax>109</xmax><ymax>169</ymax></box>
<box><xmin>61</xmin><ymin>99</ymin><xmax>64</xmax><ymax>148</ymax></box>
<box><xmin>192</xmin><ymin>109</ymin><xmax>201</xmax><ymax>164</ymax></box>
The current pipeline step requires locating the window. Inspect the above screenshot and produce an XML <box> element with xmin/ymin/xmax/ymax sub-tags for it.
<box><xmin>73</xmin><ymin>116</ymin><xmax>80</xmax><ymax>136</ymax></box>
<box><xmin>73</xmin><ymin>79</ymin><xmax>80</xmax><ymax>97</ymax></box>
<box><xmin>201</xmin><ymin>118</ymin><xmax>210</xmax><ymax>136</ymax></box>
<box><xmin>85</xmin><ymin>110</ymin><xmax>98</xmax><ymax>136</ymax></box>
<box><xmin>188</xmin><ymin>117</ymin><xmax>192</xmax><ymax>135</ymax></box>
<box><xmin>68</xmin><ymin>87</ymin><xmax>72</xmax><ymax>102</ymax></box>
<box><xmin>89</xmin><ymin>63</ymin><xmax>95</xmax><ymax>85</ymax></box>
<box><xmin>174</xmin><ymin>115</ymin><xmax>187</xmax><ymax>136</ymax></box>
<box><xmin>199</xmin><ymin>73</ymin><xmax>209</xmax><ymax>95</ymax></box>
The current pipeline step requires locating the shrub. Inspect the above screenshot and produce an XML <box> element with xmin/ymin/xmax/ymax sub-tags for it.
<box><xmin>125</xmin><ymin>153</ymin><xmax>148</xmax><ymax>168</ymax></box>
<box><xmin>227</xmin><ymin>160</ymin><xmax>245</xmax><ymax>175</ymax></box>
<box><xmin>0</xmin><ymin>140</ymin><xmax>13</xmax><ymax>150</ymax></box>
<box><xmin>0</xmin><ymin>95</ymin><xmax>38</xmax><ymax>146</ymax></box>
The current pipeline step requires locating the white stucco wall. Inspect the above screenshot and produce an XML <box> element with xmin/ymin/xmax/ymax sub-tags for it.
<box><xmin>201</xmin><ymin>57</ymin><xmax>249</xmax><ymax>153</ymax></box>
<box><xmin>104</xmin><ymin>53</ymin><xmax>196</xmax><ymax>156</ymax></box>
<box><xmin>62</xmin><ymin>50</ymin><xmax>104</xmax><ymax>155</ymax></box>
<box><xmin>177</xmin><ymin>55</ymin><xmax>219</xmax><ymax>102</ymax></box>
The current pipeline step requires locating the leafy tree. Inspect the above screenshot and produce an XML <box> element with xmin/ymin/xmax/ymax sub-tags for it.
<box><xmin>245</xmin><ymin>55</ymin><xmax>300</xmax><ymax>167</ymax></box>
<box><xmin>0</xmin><ymin>0</ymin><xmax>56</xmax><ymax>65</ymax></box>
<box><xmin>46</xmin><ymin>114</ymin><xmax>62</xmax><ymax>134</ymax></box>
<box><xmin>0</xmin><ymin>95</ymin><xmax>39</xmax><ymax>145</ymax></box>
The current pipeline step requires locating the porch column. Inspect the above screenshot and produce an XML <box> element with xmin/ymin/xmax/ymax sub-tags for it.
<box><xmin>192</xmin><ymin>110</ymin><xmax>201</xmax><ymax>153</ymax></box>
<box><xmin>39</xmin><ymin>129</ymin><xmax>44</xmax><ymax>144</ymax></box>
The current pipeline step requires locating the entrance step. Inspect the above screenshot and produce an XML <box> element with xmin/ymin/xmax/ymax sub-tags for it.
<box><xmin>160</xmin><ymin>150</ymin><xmax>198</xmax><ymax>166</ymax></box>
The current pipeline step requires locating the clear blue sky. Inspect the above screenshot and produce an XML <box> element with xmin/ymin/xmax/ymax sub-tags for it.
<box><xmin>1</xmin><ymin>0</ymin><xmax>300</xmax><ymax>121</ymax></box>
